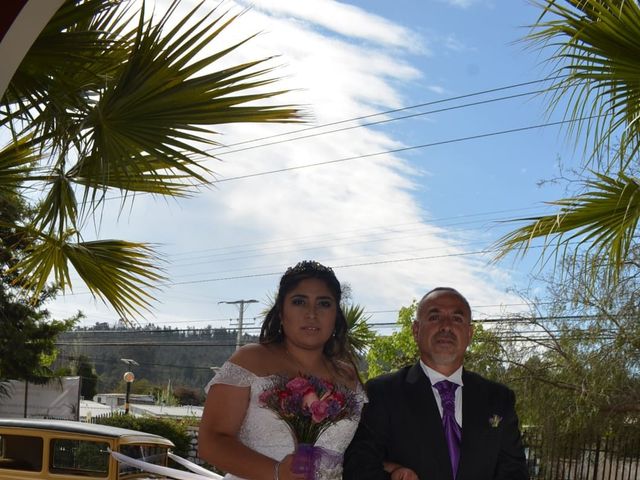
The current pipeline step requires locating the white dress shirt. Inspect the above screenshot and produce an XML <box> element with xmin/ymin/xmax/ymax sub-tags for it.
<box><xmin>419</xmin><ymin>360</ymin><xmax>463</xmax><ymax>427</ymax></box>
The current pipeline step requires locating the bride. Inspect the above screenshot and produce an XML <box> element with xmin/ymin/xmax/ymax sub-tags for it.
<box><xmin>198</xmin><ymin>261</ymin><xmax>365</xmax><ymax>480</ymax></box>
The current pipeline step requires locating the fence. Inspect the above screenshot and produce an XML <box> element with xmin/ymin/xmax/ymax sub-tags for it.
<box><xmin>87</xmin><ymin>412</ymin><xmax>639</xmax><ymax>479</ymax></box>
<box><xmin>523</xmin><ymin>429</ymin><xmax>640</xmax><ymax>480</ymax></box>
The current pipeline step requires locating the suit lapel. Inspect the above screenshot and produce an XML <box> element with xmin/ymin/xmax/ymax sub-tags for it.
<box><xmin>458</xmin><ymin>370</ymin><xmax>489</xmax><ymax>480</ymax></box>
<box><xmin>405</xmin><ymin>363</ymin><xmax>453</xmax><ymax>480</ymax></box>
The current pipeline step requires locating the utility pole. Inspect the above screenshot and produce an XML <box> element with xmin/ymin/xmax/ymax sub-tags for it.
<box><xmin>219</xmin><ymin>299</ymin><xmax>258</xmax><ymax>350</ymax></box>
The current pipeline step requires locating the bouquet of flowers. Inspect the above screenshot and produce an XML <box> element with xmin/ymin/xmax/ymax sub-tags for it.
<box><xmin>259</xmin><ymin>374</ymin><xmax>360</xmax><ymax>480</ymax></box>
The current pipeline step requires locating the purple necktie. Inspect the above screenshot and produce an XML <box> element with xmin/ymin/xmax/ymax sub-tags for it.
<box><xmin>434</xmin><ymin>380</ymin><xmax>462</xmax><ymax>479</ymax></box>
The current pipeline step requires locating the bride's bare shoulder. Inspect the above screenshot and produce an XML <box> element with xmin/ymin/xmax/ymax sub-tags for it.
<box><xmin>228</xmin><ymin>343</ymin><xmax>284</xmax><ymax>376</ymax></box>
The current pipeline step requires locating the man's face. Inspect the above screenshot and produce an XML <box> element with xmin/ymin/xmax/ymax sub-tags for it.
<box><xmin>412</xmin><ymin>290</ymin><xmax>474</xmax><ymax>375</ymax></box>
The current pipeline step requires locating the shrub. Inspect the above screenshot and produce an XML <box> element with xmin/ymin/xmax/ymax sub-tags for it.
<box><xmin>95</xmin><ymin>413</ymin><xmax>191</xmax><ymax>457</ymax></box>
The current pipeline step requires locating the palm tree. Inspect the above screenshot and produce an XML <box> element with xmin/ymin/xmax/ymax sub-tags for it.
<box><xmin>494</xmin><ymin>0</ymin><xmax>640</xmax><ymax>283</ymax></box>
<box><xmin>343</xmin><ymin>303</ymin><xmax>376</xmax><ymax>361</ymax></box>
<box><xmin>0</xmin><ymin>0</ymin><xmax>301</xmax><ymax>320</ymax></box>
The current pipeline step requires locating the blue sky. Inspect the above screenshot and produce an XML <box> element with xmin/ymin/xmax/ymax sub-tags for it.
<box><xmin>45</xmin><ymin>0</ymin><xmax>580</xmax><ymax>331</ymax></box>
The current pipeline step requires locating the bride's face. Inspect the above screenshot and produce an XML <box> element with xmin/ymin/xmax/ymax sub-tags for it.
<box><xmin>280</xmin><ymin>277</ymin><xmax>337</xmax><ymax>350</ymax></box>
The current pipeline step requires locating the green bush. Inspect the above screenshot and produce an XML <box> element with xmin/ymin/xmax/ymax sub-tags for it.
<box><xmin>95</xmin><ymin>414</ymin><xmax>191</xmax><ymax>457</ymax></box>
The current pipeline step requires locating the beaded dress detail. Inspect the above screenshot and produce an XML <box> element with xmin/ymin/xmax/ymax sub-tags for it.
<box><xmin>206</xmin><ymin>361</ymin><xmax>365</xmax><ymax>480</ymax></box>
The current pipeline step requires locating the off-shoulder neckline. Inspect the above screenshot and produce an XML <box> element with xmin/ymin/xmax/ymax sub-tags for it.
<box><xmin>224</xmin><ymin>360</ymin><xmax>363</xmax><ymax>392</ymax></box>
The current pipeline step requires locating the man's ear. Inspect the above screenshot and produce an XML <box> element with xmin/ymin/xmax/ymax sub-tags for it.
<box><xmin>412</xmin><ymin>320</ymin><xmax>419</xmax><ymax>341</ymax></box>
<box><xmin>467</xmin><ymin>322</ymin><xmax>474</xmax><ymax>344</ymax></box>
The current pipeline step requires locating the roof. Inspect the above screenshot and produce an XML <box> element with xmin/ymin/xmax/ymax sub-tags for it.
<box><xmin>129</xmin><ymin>404</ymin><xmax>204</xmax><ymax>419</ymax></box>
<box><xmin>0</xmin><ymin>418</ymin><xmax>173</xmax><ymax>446</ymax></box>
<box><xmin>79</xmin><ymin>399</ymin><xmax>113</xmax><ymax>418</ymax></box>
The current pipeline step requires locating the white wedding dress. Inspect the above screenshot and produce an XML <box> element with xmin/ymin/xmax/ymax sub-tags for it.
<box><xmin>206</xmin><ymin>361</ymin><xmax>365</xmax><ymax>480</ymax></box>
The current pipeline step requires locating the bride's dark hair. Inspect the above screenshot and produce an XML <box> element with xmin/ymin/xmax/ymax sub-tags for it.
<box><xmin>260</xmin><ymin>260</ymin><xmax>349</xmax><ymax>361</ymax></box>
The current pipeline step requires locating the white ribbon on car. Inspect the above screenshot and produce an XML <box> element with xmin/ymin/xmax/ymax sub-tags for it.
<box><xmin>110</xmin><ymin>450</ymin><xmax>222</xmax><ymax>480</ymax></box>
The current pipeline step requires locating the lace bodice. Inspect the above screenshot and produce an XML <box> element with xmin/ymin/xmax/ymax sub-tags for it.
<box><xmin>206</xmin><ymin>361</ymin><xmax>365</xmax><ymax>480</ymax></box>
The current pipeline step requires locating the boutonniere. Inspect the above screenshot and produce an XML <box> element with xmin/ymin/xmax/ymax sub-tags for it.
<box><xmin>489</xmin><ymin>414</ymin><xmax>502</xmax><ymax>428</ymax></box>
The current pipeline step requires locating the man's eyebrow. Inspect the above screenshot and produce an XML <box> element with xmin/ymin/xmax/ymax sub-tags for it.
<box><xmin>425</xmin><ymin>307</ymin><xmax>466</xmax><ymax>314</ymax></box>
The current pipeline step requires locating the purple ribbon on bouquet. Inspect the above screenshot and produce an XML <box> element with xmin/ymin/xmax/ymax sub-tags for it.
<box><xmin>292</xmin><ymin>444</ymin><xmax>342</xmax><ymax>480</ymax></box>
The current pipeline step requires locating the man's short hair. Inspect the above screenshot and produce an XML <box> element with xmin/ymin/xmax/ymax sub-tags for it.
<box><xmin>417</xmin><ymin>287</ymin><xmax>472</xmax><ymax>321</ymax></box>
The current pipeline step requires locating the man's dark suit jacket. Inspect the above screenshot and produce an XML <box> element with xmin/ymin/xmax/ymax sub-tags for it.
<box><xmin>344</xmin><ymin>363</ymin><xmax>528</xmax><ymax>480</ymax></box>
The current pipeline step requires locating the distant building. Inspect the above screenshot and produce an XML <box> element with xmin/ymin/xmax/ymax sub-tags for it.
<box><xmin>93</xmin><ymin>393</ymin><xmax>155</xmax><ymax>409</ymax></box>
<box><xmin>128</xmin><ymin>404</ymin><xmax>204</xmax><ymax>420</ymax></box>
<box><xmin>79</xmin><ymin>399</ymin><xmax>112</xmax><ymax>422</ymax></box>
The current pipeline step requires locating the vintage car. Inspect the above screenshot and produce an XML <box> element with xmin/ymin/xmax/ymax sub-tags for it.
<box><xmin>0</xmin><ymin>418</ymin><xmax>219</xmax><ymax>480</ymax></box>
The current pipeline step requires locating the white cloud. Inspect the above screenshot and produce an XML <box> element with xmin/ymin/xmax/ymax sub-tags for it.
<box><xmin>235</xmin><ymin>0</ymin><xmax>427</xmax><ymax>54</ymax></box>
<box><xmin>45</xmin><ymin>0</ymin><xmax>524</xmax><ymax>329</ymax></box>
<box><xmin>437</xmin><ymin>0</ymin><xmax>484</xmax><ymax>8</ymax></box>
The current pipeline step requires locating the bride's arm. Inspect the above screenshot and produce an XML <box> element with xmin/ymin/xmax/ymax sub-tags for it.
<box><xmin>198</xmin><ymin>347</ymin><xmax>304</xmax><ymax>480</ymax></box>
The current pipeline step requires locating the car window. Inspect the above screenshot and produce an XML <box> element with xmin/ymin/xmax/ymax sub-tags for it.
<box><xmin>0</xmin><ymin>434</ymin><xmax>43</xmax><ymax>471</ymax></box>
<box><xmin>50</xmin><ymin>438</ymin><xmax>110</xmax><ymax>477</ymax></box>
<box><xmin>118</xmin><ymin>444</ymin><xmax>168</xmax><ymax>476</ymax></box>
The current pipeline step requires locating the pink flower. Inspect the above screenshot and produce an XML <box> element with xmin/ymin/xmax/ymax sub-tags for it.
<box><xmin>331</xmin><ymin>391</ymin><xmax>345</xmax><ymax>406</ymax></box>
<box><xmin>259</xmin><ymin>373</ymin><xmax>360</xmax><ymax>445</ymax></box>
<box><xmin>302</xmin><ymin>391</ymin><xmax>320</xmax><ymax>409</ymax></box>
<box><xmin>287</xmin><ymin>376</ymin><xmax>311</xmax><ymax>394</ymax></box>
<box><xmin>258</xmin><ymin>390</ymin><xmax>273</xmax><ymax>404</ymax></box>
<box><xmin>310</xmin><ymin>400</ymin><xmax>330</xmax><ymax>423</ymax></box>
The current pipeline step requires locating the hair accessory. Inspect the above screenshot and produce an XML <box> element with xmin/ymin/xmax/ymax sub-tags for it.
<box><xmin>284</xmin><ymin>260</ymin><xmax>334</xmax><ymax>276</ymax></box>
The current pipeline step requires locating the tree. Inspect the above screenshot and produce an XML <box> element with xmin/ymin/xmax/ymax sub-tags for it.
<box><xmin>76</xmin><ymin>355</ymin><xmax>98</xmax><ymax>400</ymax></box>
<box><xmin>0</xmin><ymin>189</ymin><xmax>77</xmax><ymax>395</ymax></box>
<box><xmin>495</xmin><ymin>0</ymin><xmax>640</xmax><ymax>285</ymax></box>
<box><xmin>343</xmin><ymin>303</ymin><xmax>377</xmax><ymax>362</ymax></box>
<box><xmin>0</xmin><ymin>0</ymin><xmax>300</xmax><ymax>320</ymax></box>
<box><xmin>365</xmin><ymin>302</ymin><xmax>418</xmax><ymax>379</ymax></box>
<box><xmin>489</xmin><ymin>250</ymin><xmax>640</xmax><ymax>437</ymax></box>
<box><xmin>173</xmin><ymin>386</ymin><xmax>204</xmax><ymax>406</ymax></box>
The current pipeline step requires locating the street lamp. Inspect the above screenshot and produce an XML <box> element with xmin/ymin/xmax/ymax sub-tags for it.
<box><xmin>120</xmin><ymin>358</ymin><xmax>138</xmax><ymax>415</ymax></box>
<box><xmin>123</xmin><ymin>371</ymin><xmax>135</xmax><ymax>414</ymax></box>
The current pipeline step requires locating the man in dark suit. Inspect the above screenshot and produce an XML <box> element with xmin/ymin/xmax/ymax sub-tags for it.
<box><xmin>344</xmin><ymin>287</ymin><xmax>528</xmax><ymax>480</ymax></box>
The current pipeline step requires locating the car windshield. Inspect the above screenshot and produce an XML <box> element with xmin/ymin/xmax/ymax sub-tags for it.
<box><xmin>118</xmin><ymin>444</ymin><xmax>169</xmax><ymax>476</ymax></box>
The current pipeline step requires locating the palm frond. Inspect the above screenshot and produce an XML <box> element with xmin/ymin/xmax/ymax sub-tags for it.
<box><xmin>32</xmin><ymin>170</ymin><xmax>78</xmax><ymax>238</ymax></box>
<box><xmin>74</xmin><ymin>0</ymin><xmax>300</xmax><ymax>199</ymax></box>
<box><xmin>65</xmin><ymin>239</ymin><xmax>165</xmax><ymax>320</ymax></box>
<box><xmin>13</xmin><ymin>229</ymin><xmax>164</xmax><ymax>320</ymax></box>
<box><xmin>0</xmin><ymin>136</ymin><xmax>40</xmax><ymax>194</ymax></box>
<box><xmin>529</xmin><ymin>0</ymin><xmax>640</xmax><ymax>162</ymax></box>
<box><xmin>1</xmin><ymin>0</ymin><xmax>134</xmax><ymax>142</ymax></box>
<box><xmin>343</xmin><ymin>304</ymin><xmax>376</xmax><ymax>358</ymax></box>
<box><xmin>494</xmin><ymin>171</ymin><xmax>640</xmax><ymax>282</ymax></box>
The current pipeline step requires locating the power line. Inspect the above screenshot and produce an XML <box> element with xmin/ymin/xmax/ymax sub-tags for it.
<box><xmin>166</xmin><ymin>206</ymin><xmax>545</xmax><ymax>260</ymax></box>
<box><xmin>166</xmin><ymin>212</ymin><xmax>549</xmax><ymax>271</ymax></box>
<box><xmin>211</xmin><ymin>89</ymin><xmax>548</xmax><ymax>157</ymax></box>
<box><xmin>95</xmin><ymin>78</ymin><xmax>566</xmax><ymax>204</ymax></box>
<box><xmin>213</xmin><ymin>117</ymin><xmax>598</xmax><ymax>183</ymax></box>
<box><xmin>218</xmin><ymin>299</ymin><xmax>259</xmax><ymax>350</ymax></box>
<box><xmin>59</xmin><ymin>313</ymin><xmax>632</xmax><ymax>337</ymax></box>
<box><xmin>165</xmin><ymin>244</ymin><xmax>548</xmax><ymax>287</ymax></box>
<box><xmin>207</xmin><ymin>76</ymin><xmax>562</xmax><ymax>154</ymax></box>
